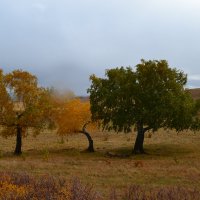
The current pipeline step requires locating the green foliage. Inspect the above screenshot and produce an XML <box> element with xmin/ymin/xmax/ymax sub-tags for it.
<box><xmin>88</xmin><ymin>59</ymin><xmax>199</xmax><ymax>133</ymax></box>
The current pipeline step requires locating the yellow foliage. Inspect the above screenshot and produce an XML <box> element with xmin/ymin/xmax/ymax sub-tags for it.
<box><xmin>0</xmin><ymin>69</ymin><xmax>55</xmax><ymax>138</ymax></box>
<box><xmin>0</xmin><ymin>181</ymin><xmax>27</xmax><ymax>199</ymax></box>
<box><xmin>0</xmin><ymin>173</ymin><xmax>98</xmax><ymax>200</ymax></box>
<box><xmin>55</xmin><ymin>98</ymin><xmax>96</xmax><ymax>135</ymax></box>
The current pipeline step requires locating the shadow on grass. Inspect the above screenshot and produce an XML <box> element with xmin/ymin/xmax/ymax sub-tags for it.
<box><xmin>146</xmin><ymin>144</ymin><xmax>193</xmax><ymax>157</ymax></box>
<box><xmin>105</xmin><ymin>143</ymin><xmax>193</xmax><ymax>160</ymax></box>
<box><xmin>0</xmin><ymin>143</ymin><xmax>193</xmax><ymax>161</ymax></box>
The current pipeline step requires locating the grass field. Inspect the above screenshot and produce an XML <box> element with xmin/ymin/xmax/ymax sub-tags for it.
<box><xmin>0</xmin><ymin>129</ymin><xmax>200</xmax><ymax>197</ymax></box>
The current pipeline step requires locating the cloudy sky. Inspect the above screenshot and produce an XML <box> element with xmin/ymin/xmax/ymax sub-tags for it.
<box><xmin>0</xmin><ymin>0</ymin><xmax>200</xmax><ymax>95</ymax></box>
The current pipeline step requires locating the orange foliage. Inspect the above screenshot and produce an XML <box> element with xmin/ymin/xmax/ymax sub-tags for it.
<box><xmin>0</xmin><ymin>181</ymin><xmax>27</xmax><ymax>199</ymax></box>
<box><xmin>0</xmin><ymin>172</ymin><xmax>100</xmax><ymax>200</ymax></box>
<box><xmin>0</xmin><ymin>70</ymin><xmax>54</xmax><ymax>137</ymax></box>
<box><xmin>55</xmin><ymin>98</ymin><xmax>96</xmax><ymax>135</ymax></box>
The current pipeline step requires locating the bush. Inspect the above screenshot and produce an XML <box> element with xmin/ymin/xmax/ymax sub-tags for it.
<box><xmin>111</xmin><ymin>185</ymin><xmax>200</xmax><ymax>200</ymax></box>
<box><xmin>0</xmin><ymin>172</ymin><xmax>101</xmax><ymax>200</ymax></box>
<box><xmin>0</xmin><ymin>172</ymin><xmax>200</xmax><ymax>200</ymax></box>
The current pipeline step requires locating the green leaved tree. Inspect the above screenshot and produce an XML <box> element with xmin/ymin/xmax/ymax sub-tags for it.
<box><xmin>88</xmin><ymin>60</ymin><xmax>199</xmax><ymax>154</ymax></box>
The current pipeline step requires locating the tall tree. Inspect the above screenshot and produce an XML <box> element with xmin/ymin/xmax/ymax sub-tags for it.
<box><xmin>88</xmin><ymin>60</ymin><xmax>199</xmax><ymax>154</ymax></box>
<box><xmin>0</xmin><ymin>69</ymin><xmax>54</xmax><ymax>155</ymax></box>
<box><xmin>55</xmin><ymin>98</ymin><xmax>95</xmax><ymax>152</ymax></box>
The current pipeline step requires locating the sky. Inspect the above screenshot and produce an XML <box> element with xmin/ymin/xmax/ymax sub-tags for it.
<box><xmin>0</xmin><ymin>0</ymin><xmax>200</xmax><ymax>95</ymax></box>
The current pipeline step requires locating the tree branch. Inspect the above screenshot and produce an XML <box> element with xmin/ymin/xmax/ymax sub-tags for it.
<box><xmin>0</xmin><ymin>121</ymin><xmax>16</xmax><ymax>127</ymax></box>
<box><xmin>82</xmin><ymin>121</ymin><xmax>91</xmax><ymax>131</ymax></box>
<box><xmin>143</xmin><ymin>126</ymin><xmax>151</xmax><ymax>132</ymax></box>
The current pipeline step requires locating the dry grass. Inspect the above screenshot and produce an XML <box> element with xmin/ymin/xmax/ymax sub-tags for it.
<box><xmin>0</xmin><ymin>129</ymin><xmax>200</xmax><ymax>197</ymax></box>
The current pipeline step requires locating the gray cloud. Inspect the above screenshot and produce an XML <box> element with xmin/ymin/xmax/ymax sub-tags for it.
<box><xmin>0</xmin><ymin>0</ymin><xmax>200</xmax><ymax>94</ymax></box>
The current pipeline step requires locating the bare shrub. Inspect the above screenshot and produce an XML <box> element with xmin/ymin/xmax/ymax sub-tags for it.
<box><xmin>1</xmin><ymin>172</ymin><xmax>200</xmax><ymax>200</ymax></box>
<box><xmin>112</xmin><ymin>185</ymin><xmax>200</xmax><ymax>200</ymax></box>
<box><xmin>0</xmin><ymin>172</ymin><xmax>101</xmax><ymax>200</ymax></box>
<box><xmin>69</xmin><ymin>177</ymin><xmax>101</xmax><ymax>200</ymax></box>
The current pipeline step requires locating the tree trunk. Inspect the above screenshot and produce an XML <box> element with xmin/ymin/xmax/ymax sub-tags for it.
<box><xmin>14</xmin><ymin>125</ymin><xmax>22</xmax><ymax>155</ymax></box>
<box><xmin>133</xmin><ymin>121</ymin><xmax>145</xmax><ymax>154</ymax></box>
<box><xmin>80</xmin><ymin>122</ymin><xmax>94</xmax><ymax>152</ymax></box>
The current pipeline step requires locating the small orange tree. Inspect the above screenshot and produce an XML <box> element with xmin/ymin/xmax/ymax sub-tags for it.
<box><xmin>0</xmin><ymin>69</ymin><xmax>54</xmax><ymax>155</ymax></box>
<box><xmin>55</xmin><ymin>98</ymin><xmax>96</xmax><ymax>152</ymax></box>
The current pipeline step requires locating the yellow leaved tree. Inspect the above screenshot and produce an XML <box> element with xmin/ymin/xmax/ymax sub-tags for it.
<box><xmin>0</xmin><ymin>69</ymin><xmax>11</xmax><ymax>123</ymax></box>
<box><xmin>0</xmin><ymin>69</ymin><xmax>54</xmax><ymax>155</ymax></box>
<box><xmin>55</xmin><ymin>98</ymin><xmax>96</xmax><ymax>152</ymax></box>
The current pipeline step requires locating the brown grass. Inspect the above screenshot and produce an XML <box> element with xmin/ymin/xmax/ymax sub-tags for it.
<box><xmin>0</xmin><ymin>129</ymin><xmax>200</xmax><ymax>198</ymax></box>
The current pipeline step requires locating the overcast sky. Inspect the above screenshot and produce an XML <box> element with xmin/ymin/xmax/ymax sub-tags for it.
<box><xmin>0</xmin><ymin>0</ymin><xmax>200</xmax><ymax>95</ymax></box>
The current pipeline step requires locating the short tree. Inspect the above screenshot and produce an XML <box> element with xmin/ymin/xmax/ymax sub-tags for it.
<box><xmin>55</xmin><ymin>98</ymin><xmax>95</xmax><ymax>152</ymax></box>
<box><xmin>88</xmin><ymin>60</ymin><xmax>199</xmax><ymax>154</ymax></box>
<box><xmin>0</xmin><ymin>69</ymin><xmax>54</xmax><ymax>155</ymax></box>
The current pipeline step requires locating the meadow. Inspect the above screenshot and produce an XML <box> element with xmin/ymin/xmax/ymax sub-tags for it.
<box><xmin>0</xmin><ymin>129</ymin><xmax>200</xmax><ymax>199</ymax></box>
